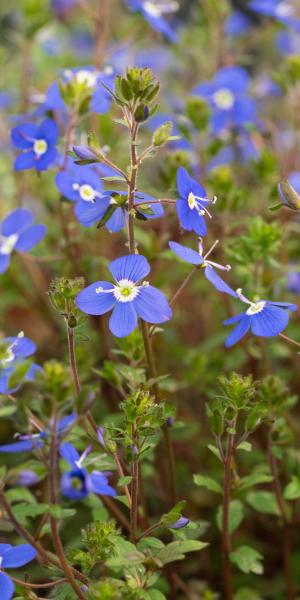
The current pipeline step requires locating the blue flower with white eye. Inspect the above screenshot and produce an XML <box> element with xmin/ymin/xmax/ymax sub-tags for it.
<box><xmin>76</xmin><ymin>254</ymin><xmax>172</xmax><ymax>337</ymax></box>
<box><xmin>176</xmin><ymin>167</ymin><xmax>215</xmax><ymax>236</ymax></box>
<box><xmin>0</xmin><ymin>209</ymin><xmax>47</xmax><ymax>274</ymax></box>
<box><xmin>0</xmin><ymin>543</ymin><xmax>37</xmax><ymax>600</ymax></box>
<box><xmin>55</xmin><ymin>163</ymin><xmax>105</xmax><ymax>223</ymax></box>
<box><xmin>223</xmin><ymin>289</ymin><xmax>297</xmax><ymax>347</ymax></box>
<box><xmin>124</xmin><ymin>0</ymin><xmax>180</xmax><ymax>42</ymax></box>
<box><xmin>193</xmin><ymin>66</ymin><xmax>257</xmax><ymax>135</ymax></box>
<box><xmin>249</xmin><ymin>0</ymin><xmax>300</xmax><ymax>31</ymax></box>
<box><xmin>60</xmin><ymin>442</ymin><xmax>116</xmax><ymax>500</ymax></box>
<box><xmin>169</xmin><ymin>239</ymin><xmax>237</xmax><ymax>297</ymax></box>
<box><xmin>0</xmin><ymin>414</ymin><xmax>76</xmax><ymax>453</ymax></box>
<box><xmin>11</xmin><ymin>119</ymin><xmax>59</xmax><ymax>171</ymax></box>
<box><xmin>0</xmin><ymin>331</ymin><xmax>41</xmax><ymax>395</ymax></box>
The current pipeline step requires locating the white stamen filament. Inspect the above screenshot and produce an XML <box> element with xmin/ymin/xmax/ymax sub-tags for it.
<box><xmin>236</xmin><ymin>289</ymin><xmax>267</xmax><ymax>314</ymax></box>
<box><xmin>75</xmin><ymin>445</ymin><xmax>92</xmax><ymax>468</ymax></box>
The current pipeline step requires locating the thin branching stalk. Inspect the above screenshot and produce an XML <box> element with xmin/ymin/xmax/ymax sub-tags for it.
<box><xmin>221</xmin><ymin>431</ymin><xmax>234</xmax><ymax>600</ymax></box>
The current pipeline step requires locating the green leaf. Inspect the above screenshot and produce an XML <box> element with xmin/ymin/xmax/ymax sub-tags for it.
<box><xmin>230</xmin><ymin>545</ymin><xmax>264</xmax><ymax>575</ymax></box>
<box><xmin>147</xmin><ymin>591</ymin><xmax>167</xmax><ymax>600</ymax></box>
<box><xmin>207</xmin><ymin>444</ymin><xmax>222</xmax><ymax>461</ymax></box>
<box><xmin>246</xmin><ymin>491</ymin><xmax>279</xmax><ymax>515</ymax></box>
<box><xmin>155</xmin><ymin>540</ymin><xmax>207</xmax><ymax>565</ymax></box>
<box><xmin>106</xmin><ymin>550</ymin><xmax>145</xmax><ymax>568</ymax></box>
<box><xmin>216</xmin><ymin>500</ymin><xmax>244</xmax><ymax>534</ymax></box>
<box><xmin>49</xmin><ymin>505</ymin><xmax>77</xmax><ymax>519</ymax></box>
<box><xmin>193</xmin><ymin>474</ymin><xmax>222</xmax><ymax>494</ymax></box>
<box><xmin>118</xmin><ymin>476</ymin><xmax>132</xmax><ymax>486</ymax></box>
<box><xmin>284</xmin><ymin>476</ymin><xmax>300</xmax><ymax>500</ymax></box>
<box><xmin>236</xmin><ymin>441</ymin><xmax>252</xmax><ymax>452</ymax></box>
<box><xmin>237</xmin><ymin>473</ymin><xmax>273</xmax><ymax>492</ymax></box>
<box><xmin>160</xmin><ymin>500</ymin><xmax>186</xmax><ymax>526</ymax></box>
<box><xmin>12</xmin><ymin>502</ymin><xmax>49</xmax><ymax>524</ymax></box>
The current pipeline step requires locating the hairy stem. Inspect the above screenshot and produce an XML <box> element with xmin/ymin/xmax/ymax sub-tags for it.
<box><xmin>221</xmin><ymin>433</ymin><xmax>234</xmax><ymax>600</ymax></box>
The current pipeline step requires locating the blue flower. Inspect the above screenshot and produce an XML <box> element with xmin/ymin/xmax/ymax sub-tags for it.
<box><xmin>0</xmin><ymin>331</ymin><xmax>40</xmax><ymax>394</ymax></box>
<box><xmin>0</xmin><ymin>414</ymin><xmax>76</xmax><ymax>453</ymax></box>
<box><xmin>169</xmin><ymin>517</ymin><xmax>189</xmax><ymax>529</ymax></box>
<box><xmin>169</xmin><ymin>239</ymin><xmax>237</xmax><ymax>297</ymax></box>
<box><xmin>249</xmin><ymin>0</ymin><xmax>300</xmax><ymax>31</ymax></box>
<box><xmin>60</xmin><ymin>442</ymin><xmax>116</xmax><ymax>500</ymax></box>
<box><xmin>0</xmin><ymin>209</ymin><xmax>47</xmax><ymax>274</ymax></box>
<box><xmin>287</xmin><ymin>270</ymin><xmax>300</xmax><ymax>294</ymax></box>
<box><xmin>207</xmin><ymin>130</ymin><xmax>260</xmax><ymax>170</ymax></box>
<box><xmin>193</xmin><ymin>66</ymin><xmax>257</xmax><ymax>135</ymax></box>
<box><xmin>223</xmin><ymin>289</ymin><xmax>297</xmax><ymax>347</ymax></box>
<box><xmin>51</xmin><ymin>0</ymin><xmax>77</xmax><ymax>18</ymax></box>
<box><xmin>11</xmin><ymin>119</ymin><xmax>59</xmax><ymax>171</ymax></box>
<box><xmin>124</xmin><ymin>0</ymin><xmax>180</xmax><ymax>42</ymax></box>
<box><xmin>277</xmin><ymin>30</ymin><xmax>300</xmax><ymax>54</ymax></box>
<box><xmin>0</xmin><ymin>543</ymin><xmax>36</xmax><ymax>600</ymax></box>
<box><xmin>176</xmin><ymin>167</ymin><xmax>215</xmax><ymax>236</ymax></box>
<box><xmin>56</xmin><ymin>163</ymin><xmax>105</xmax><ymax>223</ymax></box>
<box><xmin>76</xmin><ymin>254</ymin><xmax>172</xmax><ymax>337</ymax></box>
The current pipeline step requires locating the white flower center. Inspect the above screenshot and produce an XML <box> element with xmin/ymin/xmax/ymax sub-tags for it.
<box><xmin>246</xmin><ymin>301</ymin><xmax>266</xmax><ymax>316</ymax></box>
<box><xmin>75</xmin><ymin>70</ymin><xmax>97</xmax><ymax>88</ymax></box>
<box><xmin>275</xmin><ymin>3</ymin><xmax>294</xmax><ymax>18</ymax></box>
<box><xmin>73</xmin><ymin>183</ymin><xmax>96</xmax><ymax>202</ymax></box>
<box><xmin>113</xmin><ymin>279</ymin><xmax>139</xmax><ymax>303</ymax></box>
<box><xmin>0</xmin><ymin>233</ymin><xmax>18</xmax><ymax>255</ymax></box>
<box><xmin>143</xmin><ymin>1</ymin><xmax>178</xmax><ymax>17</ymax></box>
<box><xmin>188</xmin><ymin>192</ymin><xmax>197</xmax><ymax>210</ymax></box>
<box><xmin>33</xmin><ymin>139</ymin><xmax>48</xmax><ymax>156</ymax></box>
<box><xmin>213</xmin><ymin>88</ymin><xmax>235</xmax><ymax>110</ymax></box>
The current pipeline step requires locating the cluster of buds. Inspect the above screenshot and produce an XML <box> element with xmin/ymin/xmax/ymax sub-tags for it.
<box><xmin>48</xmin><ymin>277</ymin><xmax>84</xmax><ymax>328</ymax></box>
<box><xmin>114</xmin><ymin>67</ymin><xmax>160</xmax><ymax>123</ymax></box>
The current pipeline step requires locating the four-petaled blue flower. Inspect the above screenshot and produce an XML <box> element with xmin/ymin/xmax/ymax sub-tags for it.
<box><xmin>60</xmin><ymin>442</ymin><xmax>116</xmax><ymax>500</ymax></box>
<box><xmin>193</xmin><ymin>66</ymin><xmax>257</xmax><ymax>134</ymax></box>
<box><xmin>56</xmin><ymin>163</ymin><xmax>105</xmax><ymax>224</ymax></box>
<box><xmin>176</xmin><ymin>167</ymin><xmax>215</xmax><ymax>236</ymax></box>
<box><xmin>169</xmin><ymin>239</ymin><xmax>237</xmax><ymax>297</ymax></box>
<box><xmin>0</xmin><ymin>209</ymin><xmax>47</xmax><ymax>274</ymax></box>
<box><xmin>0</xmin><ymin>414</ymin><xmax>76</xmax><ymax>453</ymax></box>
<box><xmin>11</xmin><ymin>119</ymin><xmax>59</xmax><ymax>171</ymax></box>
<box><xmin>0</xmin><ymin>543</ymin><xmax>37</xmax><ymax>600</ymax></box>
<box><xmin>0</xmin><ymin>331</ymin><xmax>40</xmax><ymax>395</ymax></box>
<box><xmin>124</xmin><ymin>0</ymin><xmax>180</xmax><ymax>42</ymax></box>
<box><xmin>76</xmin><ymin>254</ymin><xmax>172</xmax><ymax>337</ymax></box>
<box><xmin>223</xmin><ymin>289</ymin><xmax>297</xmax><ymax>347</ymax></box>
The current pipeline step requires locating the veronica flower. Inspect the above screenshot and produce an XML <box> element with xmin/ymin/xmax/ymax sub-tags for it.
<box><xmin>169</xmin><ymin>239</ymin><xmax>237</xmax><ymax>297</ymax></box>
<box><xmin>51</xmin><ymin>0</ymin><xmax>77</xmax><ymax>18</ymax></box>
<box><xmin>176</xmin><ymin>167</ymin><xmax>215</xmax><ymax>236</ymax></box>
<box><xmin>0</xmin><ymin>414</ymin><xmax>76</xmax><ymax>453</ymax></box>
<box><xmin>76</xmin><ymin>190</ymin><xmax>164</xmax><ymax>232</ymax></box>
<box><xmin>124</xmin><ymin>0</ymin><xmax>180</xmax><ymax>42</ymax></box>
<box><xmin>0</xmin><ymin>543</ymin><xmax>37</xmax><ymax>600</ymax></box>
<box><xmin>207</xmin><ymin>130</ymin><xmax>259</xmax><ymax>170</ymax></box>
<box><xmin>223</xmin><ymin>289</ymin><xmax>297</xmax><ymax>347</ymax></box>
<box><xmin>60</xmin><ymin>442</ymin><xmax>116</xmax><ymax>500</ymax></box>
<box><xmin>76</xmin><ymin>254</ymin><xmax>172</xmax><ymax>337</ymax></box>
<box><xmin>0</xmin><ymin>209</ymin><xmax>46</xmax><ymax>274</ymax></box>
<box><xmin>249</xmin><ymin>0</ymin><xmax>300</xmax><ymax>31</ymax></box>
<box><xmin>55</xmin><ymin>163</ymin><xmax>105</xmax><ymax>221</ymax></box>
<box><xmin>0</xmin><ymin>331</ymin><xmax>41</xmax><ymax>395</ymax></box>
<box><xmin>286</xmin><ymin>270</ymin><xmax>300</xmax><ymax>294</ymax></box>
<box><xmin>193</xmin><ymin>66</ymin><xmax>257</xmax><ymax>135</ymax></box>
<box><xmin>11</xmin><ymin>119</ymin><xmax>58</xmax><ymax>171</ymax></box>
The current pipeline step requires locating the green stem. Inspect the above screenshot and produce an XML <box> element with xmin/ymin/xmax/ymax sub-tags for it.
<box><xmin>221</xmin><ymin>432</ymin><xmax>234</xmax><ymax>600</ymax></box>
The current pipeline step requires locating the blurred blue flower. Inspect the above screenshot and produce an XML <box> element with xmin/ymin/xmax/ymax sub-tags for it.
<box><xmin>11</xmin><ymin>119</ymin><xmax>59</xmax><ymax>171</ymax></box>
<box><xmin>176</xmin><ymin>167</ymin><xmax>215</xmax><ymax>236</ymax></box>
<box><xmin>225</xmin><ymin>10</ymin><xmax>253</xmax><ymax>36</ymax></box>
<box><xmin>0</xmin><ymin>332</ymin><xmax>41</xmax><ymax>395</ymax></box>
<box><xmin>277</xmin><ymin>29</ymin><xmax>300</xmax><ymax>54</ymax></box>
<box><xmin>0</xmin><ymin>543</ymin><xmax>37</xmax><ymax>600</ymax></box>
<box><xmin>50</xmin><ymin>0</ymin><xmax>77</xmax><ymax>18</ymax></box>
<box><xmin>223</xmin><ymin>288</ymin><xmax>297</xmax><ymax>347</ymax></box>
<box><xmin>76</xmin><ymin>254</ymin><xmax>172</xmax><ymax>337</ymax></box>
<box><xmin>207</xmin><ymin>130</ymin><xmax>260</xmax><ymax>170</ymax></box>
<box><xmin>194</xmin><ymin>66</ymin><xmax>257</xmax><ymax>135</ymax></box>
<box><xmin>0</xmin><ymin>414</ymin><xmax>76</xmax><ymax>453</ymax></box>
<box><xmin>249</xmin><ymin>0</ymin><xmax>300</xmax><ymax>31</ymax></box>
<box><xmin>287</xmin><ymin>270</ymin><xmax>300</xmax><ymax>294</ymax></box>
<box><xmin>60</xmin><ymin>442</ymin><xmax>116</xmax><ymax>499</ymax></box>
<box><xmin>124</xmin><ymin>0</ymin><xmax>180</xmax><ymax>42</ymax></box>
<box><xmin>0</xmin><ymin>208</ymin><xmax>47</xmax><ymax>274</ymax></box>
<box><xmin>169</xmin><ymin>239</ymin><xmax>237</xmax><ymax>297</ymax></box>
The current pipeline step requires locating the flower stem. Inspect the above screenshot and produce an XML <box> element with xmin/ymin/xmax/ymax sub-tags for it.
<box><xmin>169</xmin><ymin>266</ymin><xmax>198</xmax><ymax>307</ymax></box>
<box><xmin>279</xmin><ymin>332</ymin><xmax>300</xmax><ymax>349</ymax></box>
<box><xmin>221</xmin><ymin>432</ymin><xmax>234</xmax><ymax>600</ymax></box>
<box><xmin>67</xmin><ymin>325</ymin><xmax>81</xmax><ymax>395</ymax></box>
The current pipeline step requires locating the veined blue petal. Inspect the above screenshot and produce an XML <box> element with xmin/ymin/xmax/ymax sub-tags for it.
<box><xmin>0</xmin><ymin>438</ymin><xmax>43</xmax><ymax>453</ymax></box>
<box><xmin>0</xmin><ymin>572</ymin><xmax>14</xmax><ymax>600</ymax></box>
<box><xmin>251</xmin><ymin>305</ymin><xmax>290</xmax><ymax>337</ymax></box>
<box><xmin>56</xmin><ymin>413</ymin><xmax>77</xmax><ymax>434</ymax></box>
<box><xmin>90</xmin><ymin>472</ymin><xmax>116</xmax><ymax>496</ymax></box>
<box><xmin>37</xmin><ymin>119</ymin><xmax>59</xmax><ymax>144</ymax></box>
<box><xmin>223</xmin><ymin>312</ymin><xmax>245</xmax><ymax>325</ymax></box>
<box><xmin>1</xmin><ymin>209</ymin><xmax>33</xmax><ymax>236</ymax></box>
<box><xmin>59</xmin><ymin>442</ymin><xmax>80</xmax><ymax>467</ymax></box>
<box><xmin>176</xmin><ymin>167</ymin><xmax>191</xmax><ymax>198</ymax></box>
<box><xmin>169</xmin><ymin>241</ymin><xmax>202</xmax><ymax>265</ymax></box>
<box><xmin>133</xmin><ymin>285</ymin><xmax>172</xmax><ymax>323</ymax></box>
<box><xmin>11</xmin><ymin>123</ymin><xmax>38</xmax><ymax>149</ymax></box>
<box><xmin>268</xmin><ymin>301</ymin><xmax>297</xmax><ymax>311</ymax></box>
<box><xmin>225</xmin><ymin>315</ymin><xmax>251</xmax><ymax>347</ymax></box>
<box><xmin>14</xmin><ymin>151</ymin><xmax>36</xmax><ymax>171</ymax></box>
<box><xmin>4</xmin><ymin>336</ymin><xmax>36</xmax><ymax>358</ymax></box>
<box><xmin>75</xmin><ymin>197</ymin><xmax>110</xmax><ymax>226</ymax></box>
<box><xmin>76</xmin><ymin>281</ymin><xmax>115</xmax><ymax>315</ymax></box>
<box><xmin>35</xmin><ymin>147</ymin><xmax>57</xmax><ymax>171</ymax></box>
<box><xmin>204</xmin><ymin>266</ymin><xmax>237</xmax><ymax>297</ymax></box>
<box><xmin>15</xmin><ymin>224</ymin><xmax>47</xmax><ymax>252</ymax></box>
<box><xmin>0</xmin><ymin>544</ymin><xmax>11</xmax><ymax>553</ymax></box>
<box><xmin>106</xmin><ymin>207</ymin><xmax>125</xmax><ymax>233</ymax></box>
<box><xmin>1</xmin><ymin>544</ymin><xmax>36</xmax><ymax>568</ymax></box>
<box><xmin>109</xmin><ymin>254</ymin><xmax>150</xmax><ymax>283</ymax></box>
<box><xmin>109</xmin><ymin>302</ymin><xmax>138</xmax><ymax>337</ymax></box>
<box><xmin>55</xmin><ymin>172</ymin><xmax>79</xmax><ymax>201</ymax></box>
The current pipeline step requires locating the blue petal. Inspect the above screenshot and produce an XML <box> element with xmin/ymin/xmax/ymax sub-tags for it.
<box><xmin>233</xmin><ymin>97</ymin><xmax>257</xmax><ymax>127</ymax></box>
<box><xmin>0</xmin><ymin>254</ymin><xmax>10</xmax><ymax>274</ymax></box>
<box><xmin>106</xmin><ymin>207</ymin><xmax>125</xmax><ymax>233</ymax></box>
<box><xmin>59</xmin><ymin>442</ymin><xmax>80</xmax><ymax>467</ymax></box>
<box><xmin>35</xmin><ymin>147</ymin><xmax>57</xmax><ymax>171</ymax></box>
<box><xmin>268</xmin><ymin>301</ymin><xmax>297</xmax><ymax>311</ymax></box>
<box><xmin>15</xmin><ymin>224</ymin><xmax>47</xmax><ymax>252</ymax></box>
<box><xmin>169</xmin><ymin>241</ymin><xmax>202</xmax><ymax>265</ymax></box>
<box><xmin>0</xmin><ymin>438</ymin><xmax>43</xmax><ymax>453</ymax></box>
<box><xmin>90</xmin><ymin>472</ymin><xmax>116</xmax><ymax>496</ymax></box>
<box><xmin>223</xmin><ymin>312</ymin><xmax>245</xmax><ymax>325</ymax></box>
<box><xmin>0</xmin><ymin>572</ymin><xmax>14</xmax><ymax>600</ymax></box>
<box><xmin>37</xmin><ymin>119</ymin><xmax>59</xmax><ymax>144</ymax></box>
<box><xmin>204</xmin><ymin>266</ymin><xmax>237</xmax><ymax>297</ymax></box>
<box><xmin>0</xmin><ymin>544</ymin><xmax>11</xmax><ymax>553</ymax></box>
<box><xmin>75</xmin><ymin>198</ymin><xmax>110</xmax><ymax>226</ymax></box>
<box><xmin>176</xmin><ymin>200</ymin><xmax>207</xmax><ymax>235</ymax></box>
<box><xmin>14</xmin><ymin>151</ymin><xmax>36</xmax><ymax>171</ymax></box>
<box><xmin>55</xmin><ymin>172</ymin><xmax>79</xmax><ymax>201</ymax></box>
<box><xmin>1</xmin><ymin>209</ymin><xmax>33</xmax><ymax>236</ymax></box>
<box><xmin>135</xmin><ymin>194</ymin><xmax>164</xmax><ymax>218</ymax></box>
<box><xmin>133</xmin><ymin>285</ymin><xmax>172</xmax><ymax>323</ymax></box>
<box><xmin>225</xmin><ymin>10</ymin><xmax>252</xmax><ymax>35</ymax></box>
<box><xmin>215</xmin><ymin>66</ymin><xmax>250</xmax><ymax>94</ymax></box>
<box><xmin>251</xmin><ymin>306</ymin><xmax>290</xmax><ymax>337</ymax></box>
<box><xmin>176</xmin><ymin>167</ymin><xmax>191</xmax><ymax>198</ymax></box>
<box><xmin>4</xmin><ymin>336</ymin><xmax>36</xmax><ymax>358</ymax></box>
<box><xmin>61</xmin><ymin>469</ymin><xmax>88</xmax><ymax>500</ymax></box>
<box><xmin>56</xmin><ymin>413</ymin><xmax>77</xmax><ymax>434</ymax></box>
<box><xmin>109</xmin><ymin>254</ymin><xmax>150</xmax><ymax>283</ymax></box>
<box><xmin>11</xmin><ymin>123</ymin><xmax>38</xmax><ymax>149</ymax></box>
<box><xmin>225</xmin><ymin>315</ymin><xmax>251</xmax><ymax>347</ymax></box>
<box><xmin>76</xmin><ymin>281</ymin><xmax>115</xmax><ymax>315</ymax></box>
<box><xmin>2</xmin><ymin>544</ymin><xmax>36</xmax><ymax>568</ymax></box>
<box><xmin>109</xmin><ymin>302</ymin><xmax>138</xmax><ymax>337</ymax></box>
